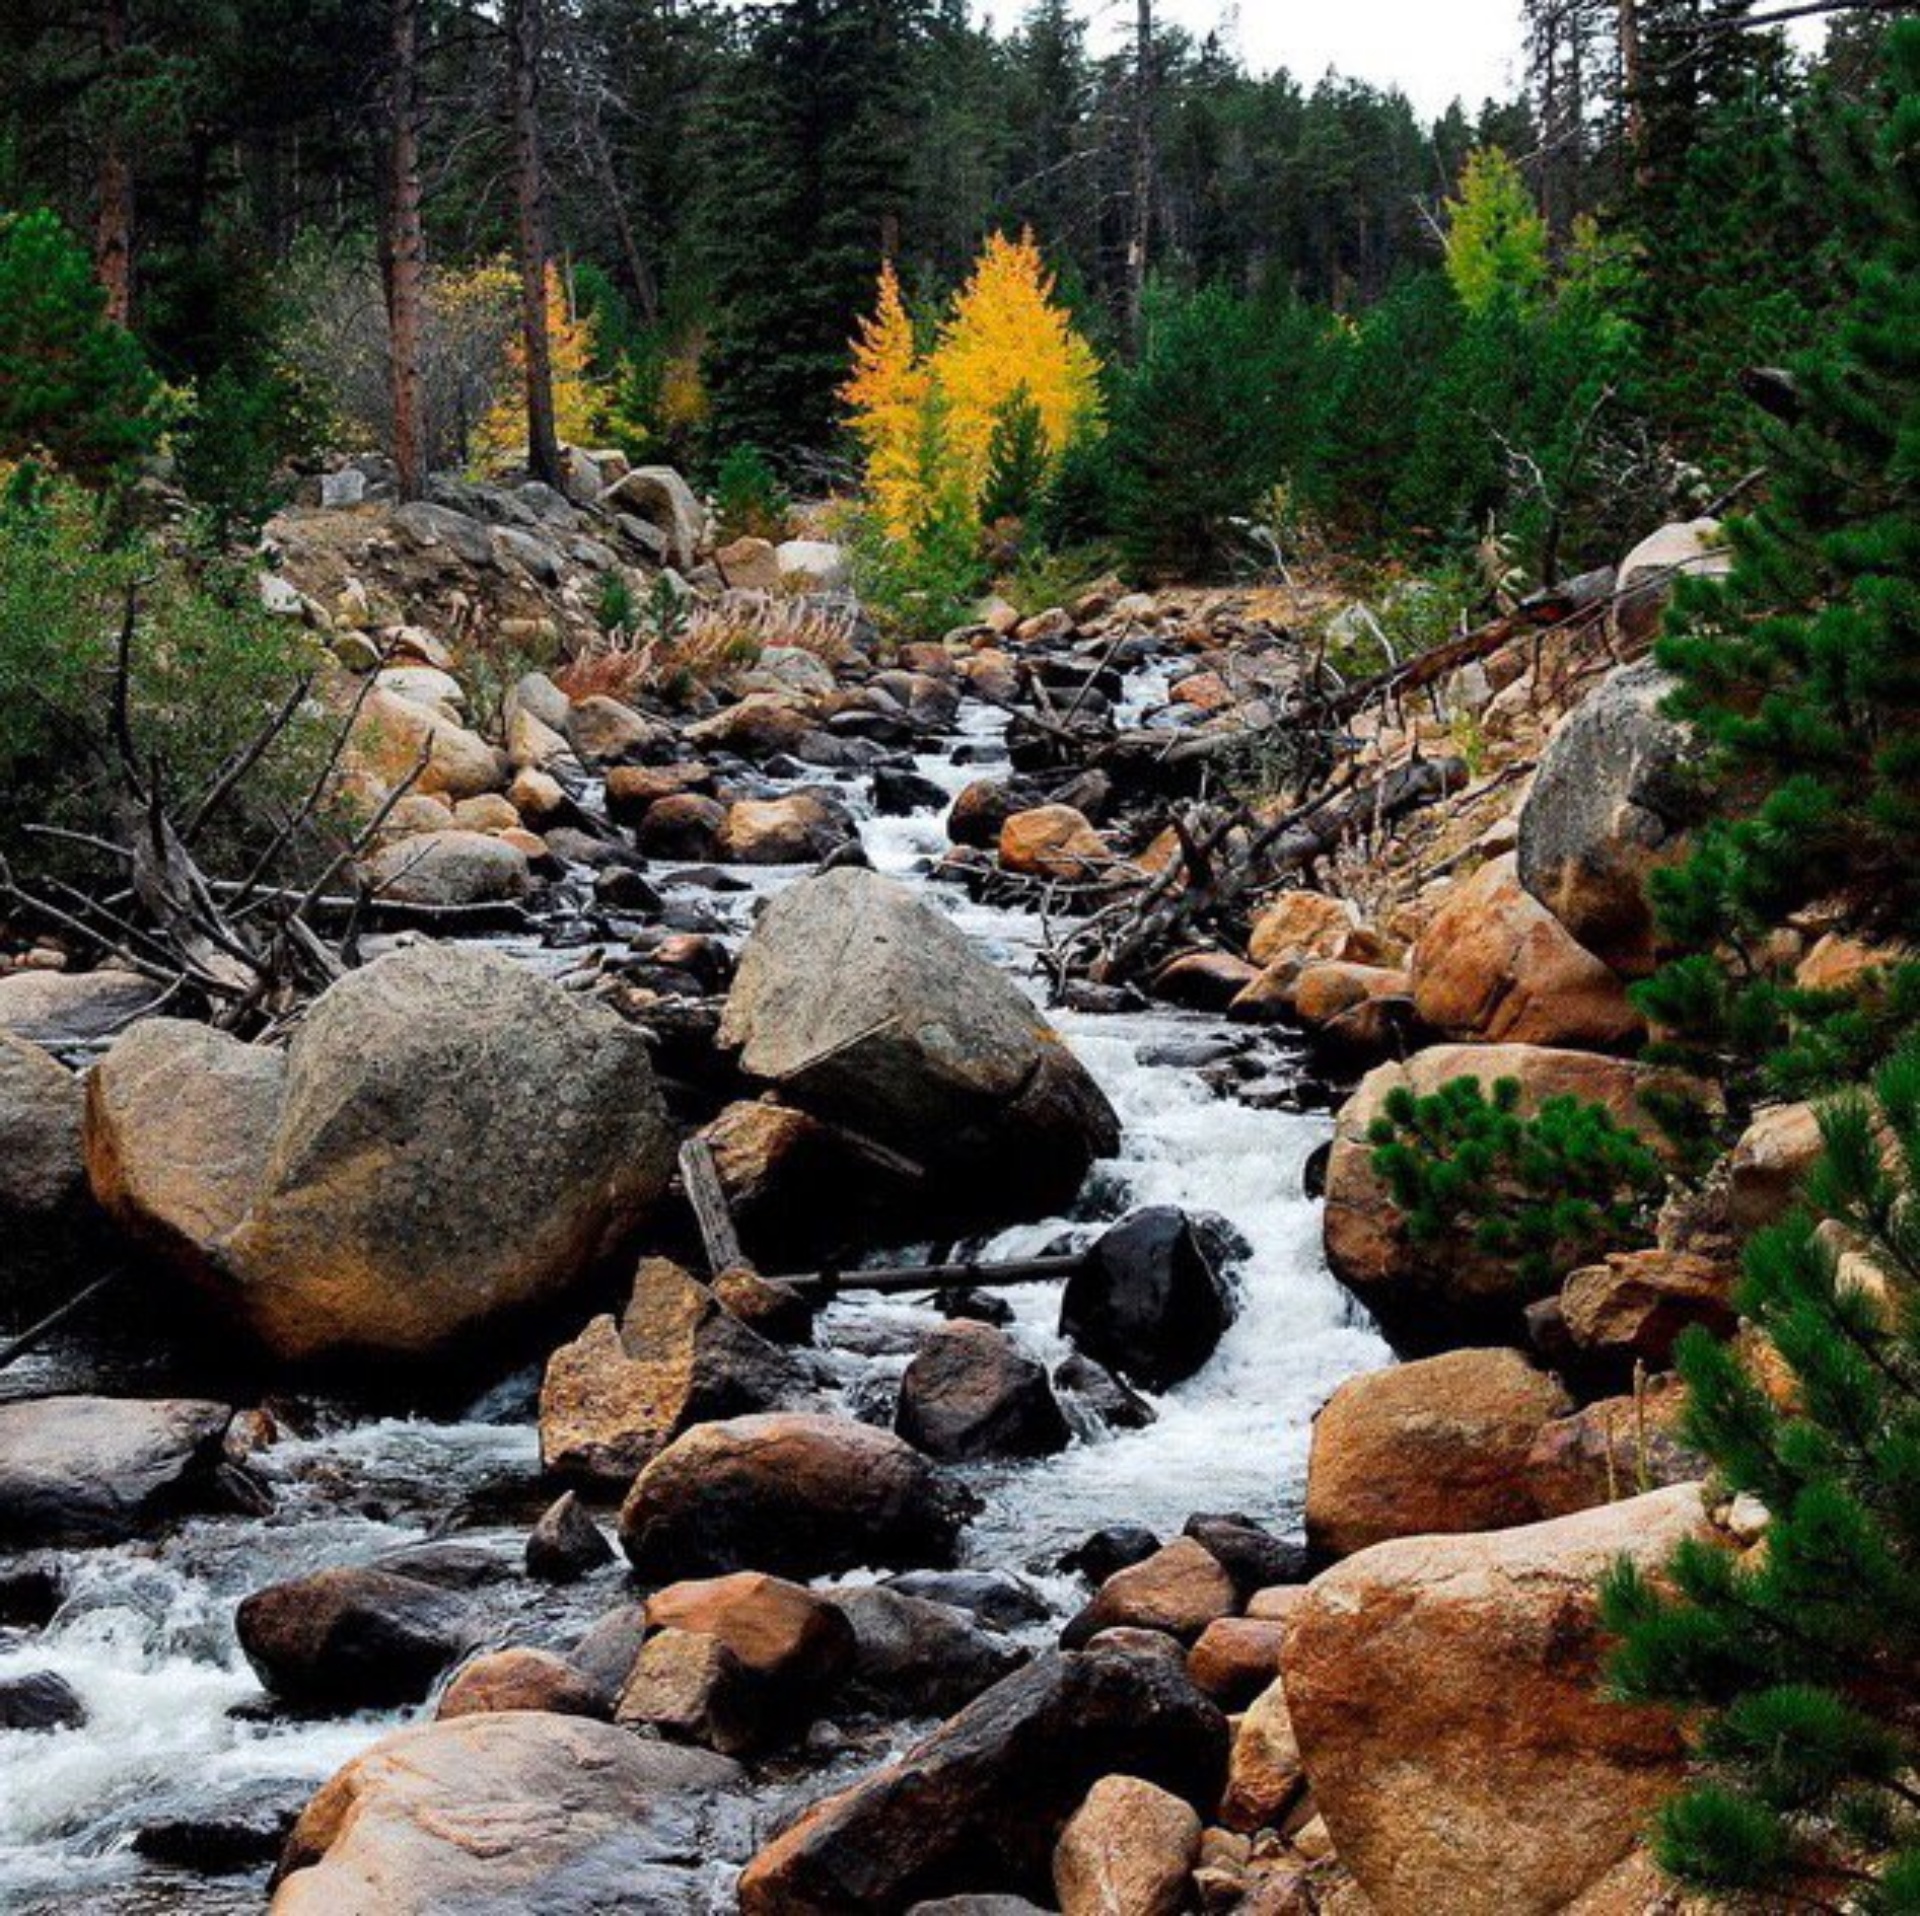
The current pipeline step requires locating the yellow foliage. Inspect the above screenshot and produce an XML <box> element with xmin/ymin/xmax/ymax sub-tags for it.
<box><xmin>932</xmin><ymin>230</ymin><xmax>1101</xmax><ymax>489</ymax></box>
<box><xmin>842</xmin><ymin>260</ymin><xmax>936</xmax><ymax>539</ymax></box>
<box><xmin>473</xmin><ymin>264</ymin><xmax>610</xmax><ymax>469</ymax></box>
<box><xmin>842</xmin><ymin>234</ymin><xmax>1101</xmax><ymax>542</ymax></box>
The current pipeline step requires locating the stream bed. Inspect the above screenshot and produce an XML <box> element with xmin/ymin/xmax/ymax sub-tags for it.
<box><xmin>0</xmin><ymin>659</ymin><xmax>1388</xmax><ymax>1911</ymax></box>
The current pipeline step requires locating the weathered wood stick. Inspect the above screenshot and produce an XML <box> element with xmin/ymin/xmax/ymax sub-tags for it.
<box><xmin>772</xmin><ymin>1253</ymin><xmax>1086</xmax><ymax>1297</ymax></box>
<box><xmin>0</xmin><ymin>1268</ymin><xmax>127</xmax><ymax>1372</ymax></box>
<box><xmin>678</xmin><ymin>1137</ymin><xmax>744</xmax><ymax>1275</ymax></box>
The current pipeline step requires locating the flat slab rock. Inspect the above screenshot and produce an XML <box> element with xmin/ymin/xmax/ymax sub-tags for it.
<box><xmin>270</xmin><ymin>1711</ymin><xmax>747</xmax><ymax>1914</ymax></box>
<box><xmin>0</xmin><ymin>1395</ymin><xmax>232</xmax><ymax>1548</ymax></box>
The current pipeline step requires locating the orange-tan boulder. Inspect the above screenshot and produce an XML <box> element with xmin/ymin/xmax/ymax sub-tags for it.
<box><xmin>1247</xmin><ymin>892</ymin><xmax>1379</xmax><ymax>970</ymax></box>
<box><xmin>1728</xmin><ymin>1101</ymin><xmax>1823</xmax><ymax>1232</ymax></box>
<box><xmin>1281</xmin><ymin>1484</ymin><xmax>1710</xmax><ymax>1916</ymax></box>
<box><xmin>1062</xmin><ymin>1538</ymin><xmax>1238</xmax><ymax>1648</ymax></box>
<box><xmin>1000</xmin><ymin>804</ymin><xmax>1112</xmax><ymax>881</ymax></box>
<box><xmin>1411</xmin><ymin>855</ymin><xmax>1641</xmax><ymax>1050</ymax></box>
<box><xmin>1220</xmin><ymin>1675</ymin><xmax>1307</xmax><ymax>1834</ymax></box>
<box><xmin>1524</xmin><ymin>1374</ymin><xmax>1704</xmax><ymax>1519</ymax></box>
<box><xmin>434</xmin><ymin>1647</ymin><xmax>606</xmax><ymax>1721</ymax></box>
<box><xmin>1187</xmin><ymin>1616</ymin><xmax>1288</xmax><ymax>1707</ymax></box>
<box><xmin>1558</xmin><ymin>1249</ymin><xmax>1736</xmax><ymax>1367</ymax></box>
<box><xmin>1305</xmin><ymin>1349</ymin><xmax>1571</xmax><ymax>1560</ymax></box>
<box><xmin>1053</xmin><ymin>1774</ymin><xmax>1203</xmax><ymax>1916</ymax></box>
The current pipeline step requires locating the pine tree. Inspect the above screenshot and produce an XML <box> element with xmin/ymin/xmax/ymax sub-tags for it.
<box><xmin>1635</xmin><ymin>22</ymin><xmax>1920</xmax><ymax>1091</ymax></box>
<box><xmin>1601</xmin><ymin>1039</ymin><xmax>1920</xmax><ymax>1907</ymax></box>
<box><xmin>0</xmin><ymin>206</ymin><xmax>160</xmax><ymax>479</ymax></box>
<box><xmin>1443</xmin><ymin>147</ymin><xmax>1551</xmax><ymax>316</ymax></box>
<box><xmin>978</xmin><ymin>386</ymin><xmax>1050</xmax><ymax>527</ymax></box>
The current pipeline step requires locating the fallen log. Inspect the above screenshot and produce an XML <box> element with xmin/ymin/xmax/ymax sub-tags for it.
<box><xmin>772</xmin><ymin>1252</ymin><xmax>1086</xmax><ymax>1298</ymax></box>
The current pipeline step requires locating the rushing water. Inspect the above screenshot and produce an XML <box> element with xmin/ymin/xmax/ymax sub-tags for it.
<box><xmin>0</xmin><ymin>652</ymin><xmax>1388</xmax><ymax>1910</ymax></box>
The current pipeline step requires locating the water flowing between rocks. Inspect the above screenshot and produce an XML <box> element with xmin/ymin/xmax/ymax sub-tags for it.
<box><xmin>0</xmin><ymin>656</ymin><xmax>1387</xmax><ymax>1912</ymax></box>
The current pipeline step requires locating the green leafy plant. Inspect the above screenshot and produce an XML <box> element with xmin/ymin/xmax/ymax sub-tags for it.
<box><xmin>1368</xmin><ymin>1076</ymin><xmax>1669</xmax><ymax>1291</ymax></box>
<box><xmin>1601</xmin><ymin>1040</ymin><xmax>1920</xmax><ymax>1907</ymax></box>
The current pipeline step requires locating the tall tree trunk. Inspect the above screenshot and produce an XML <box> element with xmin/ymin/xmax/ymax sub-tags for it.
<box><xmin>506</xmin><ymin>0</ymin><xmax>562</xmax><ymax>488</ymax></box>
<box><xmin>95</xmin><ymin>0</ymin><xmax>134</xmax><ymax>326</ymax></box>
<box><xmin>1126</xmin><ymin>0</ymin><xmax>1154</xmax><ymax>344</ymax></box>
<box><xmin>386</xmin><ymin>0</ymin><xmax>428</xmax><ymax>501</ymax></box>
<box><xmin>1617</xmin><ymin>0</ymin><xmax>1648</xmax><ymax>179</ymax></box>
<box><xmin>587</xmin><ymin>106</ymin><xmax>658</xmax><ymax>324</ymax></box>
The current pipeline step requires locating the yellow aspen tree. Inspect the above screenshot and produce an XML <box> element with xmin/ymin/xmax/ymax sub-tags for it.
<box><xmin>842</xmin><ymin>259</ymin><xmax>936</xmax><ymax>539</ymax></box>
<box><xmin>474</xmin><ymin>264</ymin><xmax>607</xmax><ymax>469</ymax></box>
<box><xmin>930</xmin><ymin>229</ymin><xmax>1101</xmax><ymax>495</ymax></box>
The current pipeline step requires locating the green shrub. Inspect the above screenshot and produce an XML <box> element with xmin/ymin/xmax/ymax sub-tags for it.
<box><xmin>1602</xmin><ymin>1040</ymin><xmax>1920</xmax><ymax>1906</ymax></box>
<box><xmin>1367</xmin><ymin>1075</ymin><xmax>1669</xmax><ymax>1291</ymax></box>
<box><xmin>712</xmin><ymin>442</ymin><xmax>791</xmax><ymax>541</ymax></box>
<box><xmin>0</xmin><ymin>469</ymin><xmax>328</xmax><ymax>876</ymax></box>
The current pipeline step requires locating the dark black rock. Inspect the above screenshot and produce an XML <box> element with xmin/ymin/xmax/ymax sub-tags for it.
<box><xmin>134</xmin><ymin>1793</ymin><xmax>303</xmax><ymax>1872</ymax></box>
<box><xmin>938</xmin><ymin>1287</ymin><xmax>1014</xmax><ymax>1328</ymax></box>
<box><xmin>0</xmin><ymin>1562</ymin><xmax>63</xmax><ymax>1629</ymax></box>
<box><xmin>569</xmin><ymin>1603</ymin><xmax>649</xmax><ymax>1708</ymax></box>
<box><xmin>527</xmin><ymin>1490</ymin><xmax>615</xmax><ymax>1583</ymax></box>
<box><xmin>1058</xmin><ymin>1524</ymin><xmax>1161</xmax><ymax>1585</ymax></box>
<box><xmin>884</xmin><ymin>1569</ymin><xmax>1052</xmax><ymax>1632</ymax></box>
<box><xmin>872</xmin><ymin>766</ymin><xmax>952</xmax><ymax>815</ymax></box>
<box><xmin>1058</xmin><ymin>1208</ymin><xmax>1237</xmax><ymax>1392</ymax></box>
<box><xmin>0</xmin><ymin>1670</ymin><xmax>85</xmax><ymax>1731</ymax></box>
<box><xmin>1183</xmin><ymin>1513</ymin><xmax>1309</xmax><ymax>1597</ymax></box>
<box><xmin>829</xmin><ymin>1585</ymin><xmax>1027</xmax><ymax>1717</ymax></box>
<box><xmin>595</xmin><ymin>866</ymin><xmax>664</xmax><ymax>913</ymax></box>
<box><xmin>895</xmin><ymin>1323</ymin><xmax>1070</xmax><ymax>1463</ymax></box>
<box><xmin>368</xmin><ymin>1541</ymin><xmax>513</xmax><ymax>1589</ymax></box>
<box><xmin>1053</xmin><ymin>1352</ymin><xmax>1157</xmax><ymax>1431</ymax></box>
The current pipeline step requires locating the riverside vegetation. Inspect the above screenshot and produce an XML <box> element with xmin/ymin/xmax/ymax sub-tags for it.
<box><xmin>0</xmin><ymin>6</ymin><xmax>1915</xmax><ymax>1915</ymax></box>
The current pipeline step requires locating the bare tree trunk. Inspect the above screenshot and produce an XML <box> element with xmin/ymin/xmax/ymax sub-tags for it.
<box><xmin>95</xmin><ymin>0</ymin><xmax>134</xmax><ymax>326</ymax></box>
<box><xmin>386</xmin><ymin>0</ymin><xmax>428</xmax><ymax>502</ymax></box>
<box><xmin>506</xmin><ymin>0</ymin><xmax>562</xmax><ymax>488</ymax></box>
<box><xmin>587</xmin><ymin>107</ymin><xmax>658</xmax><ymax>324</ymax></box>
<box><xmin>1126</xmin><ymin>0</ymin><xmax>1154</xmax><ymax>344</ymax></box>
<box><xmin>1617</xmin><ymin>0</ymin><xmax>1648</xmax><ymax>179</ymax></box>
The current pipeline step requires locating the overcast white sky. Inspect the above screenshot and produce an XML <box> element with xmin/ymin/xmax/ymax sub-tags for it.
<box><xmin>980</xmin><ymin>1</ymin><xmax>1826</xmax><ymax>122</ymax></box>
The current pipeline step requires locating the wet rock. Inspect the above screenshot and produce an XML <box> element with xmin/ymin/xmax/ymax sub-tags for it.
<box><xmin>569</xmin><ymin>1603</ymin><xmax>650</xmax><ymax>1705</ymax></box>
<box><xmin>0</xmin><ymin>1670</ymin><xmax>86</xmax><ymax>1731</ymax></box>
<box><xmin>1053</xmin><ymin>1774</ymin><xmax>1202</xmax><ymax>1916</ymax></box>
<box><xmin>1323</xmin><ymin>1044</ymin><xmax>1700</xmax><ymax>1352</ymax></box>
<box><xmin>1219</xmin><ymin>1676</ymin><xmax>1305</xmax><ymax>1834</ymax></box>
<box><xmin>718</xmin><ymin>869</ymin><xmax>1119</xmax><ymax>1227</ymax></box>
<box><xmin>0</xmin><ymin>1029</ymin><xmax>92</xmax><ymax>1292</ymax></box>
<box><xmin>435</xmin><ymin>1646</ymin><xmax>607</xmax><ymax>1720</ymax></box>
<box><xmin>883</xmin><ymin>1569</ymin><xmax>1052</xmax><ymax>1632</ymax></box>
<box><xmin>1410</xmin><ymin>854</ymin><xmax>1642</xmax><ymax>1051</ymax></box>
<box><xmin>687</xmin><ymin>692</ymin><xmax>817</xmax><ymax>760</ymax></box>
<box><xmin>368</xmin><ymin>1540</ymin><xmax>513</xmax><ymax>1590</ymax></box>
<box><xmin>604</xmin><ymin>759</ymin><xmax>715</xmax><ymax>825</ymax></box>
<box><xmin>908</xmin><ymin>1900</ymin><xmax>1048</xmax><ymax>1916</ymax></box>
<box><xmin>1060</xmin><ymin>1524</ymin><xmax>1161</xmax><ymax>1585</ymax></box>
<box><xmin>361</xmin><ymin>828</ymin><xmax>531</xmax><ymax>906</ymax></box>
<box><xmin>615</xmin><ymin>1625</ymin><xmax>762</xmax><ymax>1755</ymax></box>
<box><xmin>646</xmin><ymin>1570</ymin><xmax>855</xmax><ymax>1737</ymax></box>
<box><xmin>712</xmin><ymin>1263</ymin><xmax>817</xmax><ymax>1344</ymax></box>
<box><xmin>270</xmin><ymin>1711</ymin><xmax>743</xmax><ymax>1913</ymax></box>
<box><xmin>618</xmin><ymin>1412</ymin><xmax>978</xmax><ymax>1580</ymax></box>
<box><xmin>1305</xmin><ymin>1350</ymin><xmax>1573</xmax><ymax>1560</ymax></box>
<box><xmin>1516</xmin><ymin>659</ymin><xmax>1701</xmax><ymax>975</ymax></box>
<box><xmin>636</xmin><ymin>791</ymin><xmax>728</xmax><ymax>859</ymax></box>
<box><xmin>1187</xmin><ymin>1617</ymin><xmax>1287</xmax><ymax>1708</ymax></box>
<box><xmin>1059</xmin><ymin>1207</ymin><xmax>1236</xmax><ymax>1392</ymax></box>
<box><xmin>0</xmin><ymin>967</ymin><xmax>163</xmax><ymax>1048</ymax></box>
<box><xmin>0</xmin><ymin>1395</ymin><xmax>233</xmax><ymax>1547</ymax></box>
<box><xmin>948</xmin><ymin>776</ymin><xmax>1041</xmax><ymax>850</ymax></box>
<box><xmin>1154</xmin><ymin>951</ymin><xmax>1262</xmax><ymax>1010</ymax></box>
<box><xmin>1062</xmin><ymin>1538</ymin><xmax>1237</xmax><ymax>1649</ymax></box>
<box><xmin>1053</xmin><ymin>1352</ymin><xmax>1156</xmax><ymax>1430</ymax></box>
<box><xmin>829</xmin><ymin>1585</ymin><xmax>1027</xmax><ymax>1716</ymax></box>
<box><xmin>526</xmin><ymin>1489</ymin><xmax>615</xmax><ymax>1582</ymax></box>
<box><xmin>540</xmin><ymin>1257</ymin><xmax>801</xmax><ymax>1488</ymax></box>
<box><xmin>873</xmin><ymin>765</ymin><xmax>952</xmax><ymax>815</ymax></box>
<box><xmin>210</xmin><ymin>945</ymin><xmax>675</xmax><ymax>1363</ymax></box>
<box><xmin>896</xmin><ymin>1321</ymin><xmax>1070</xmax><ymax>1462</ymax></box>
<box><xmin>1281</xmin><ymin>1485</ymin><xmax>1709</xmax><ymax>1915</ymax></box>
<box><xmin>0</xmin><ymin>1562</ymin><xmax>63</xmax><ymax>1628</ymax></box>
<box><xmin>1183</xmin><ymin>1514</ymin><xmax>1307</xmax><ymax>1597</ymax></box>
<box><xmin>736</xmin><ymin>1649</ymin><xmax>1228</xmax><ymax>1914</ymax></box>
<box><xmin>136</xmin><ymin>1793</ymin><xmax>303</xmax><ymax>1873</ymax></box>
<box><xmin>237</xmin><ymin>1566</ymin><xmax>477</xmax><ymax>1710</ymax></box>
<box><xmin>719</xmin><ymin>791</ymin><xmax>857</xmax><ymax>865</ymax></box>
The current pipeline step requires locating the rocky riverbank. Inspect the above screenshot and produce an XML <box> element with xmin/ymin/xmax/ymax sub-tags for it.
<box><xmin>0</xmin><ymin>462</ymin><xmax>1818</xmax><ymax>1913</ymax></box>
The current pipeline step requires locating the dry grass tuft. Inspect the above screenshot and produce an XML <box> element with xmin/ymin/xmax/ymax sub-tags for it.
<box><xmin>556</xmin><ymin>592</ymin><xmax>858</xmax><ymax>704</ymax></box>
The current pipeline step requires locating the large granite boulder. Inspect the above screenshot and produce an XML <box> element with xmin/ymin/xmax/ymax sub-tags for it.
<box><xmin>1304</xmin><ymin>1350</ymin><xmax>1572</xmax><ymax>1560</ymax></box>
<box><xmin>1516</xmin><ymin>659</ymin><xmax>1701</xmax><ymax>975</ymax></box>
<box><xmin>88</xmin><ymin>946</ymin><xmax>676</xmax><ymax>1364</ymax></box>
<box><xmin>601</xmin><ymin>466</ymin><xmax>708</xmax><ymax>570</ymax></box>
<box><xmin>0</xmin><ymin>967</ymin><xmax>163</xmax><ymax>1048</ymax></box>
<box><xmin>1281</xmin><ymin>1485</ymin><xmax>1710</xmax><ymax>1915</ymax></box>
<box><xmin>0</xmin><ymin>1029</ymin><xmax>93</xmax><ymax>1292</ymax></box>
<box><xmin>717</xmin><ymin>870</ymin><xmax>1118</xmax><ymax>1225</ymax></box>
<box><xmin>269</xmin><ymin>1712</ymin><xmax>744</xmax><ymax>1913</ymax></box>
<box><xmin>1410</xmin><ymin>855</ymin><xmax>1641</xmax><ymax>1050</ymax></box>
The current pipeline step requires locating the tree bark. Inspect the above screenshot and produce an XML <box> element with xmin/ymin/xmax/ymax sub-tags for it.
<box><xmin>506</xmin><ymin>0</ymin><xmax>562</xmax><ymax>487</ymax></box>
<box><xmin>1126</xmin><ymin>0</ymin><xmax>1154</xmax><ymax>344</ymax></box>
<box><xmin>386</xmin><ymin>0</ymin><xmax>428</xmax><ymax>502</ymax></box>
<box><xmin>95</xmin><ymin>0</ymin><xmax>134</xmax><ymax>326</ymax></box>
